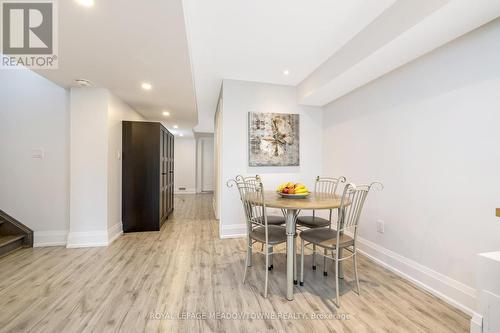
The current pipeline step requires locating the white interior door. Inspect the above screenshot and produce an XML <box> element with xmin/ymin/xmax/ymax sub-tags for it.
<box><xmin>201</xmin><ymin>138</ymin><xmax>214</xmax><ymax>192</ymax></box>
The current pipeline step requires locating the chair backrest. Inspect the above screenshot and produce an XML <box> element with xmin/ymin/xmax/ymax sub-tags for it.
<box><xmin>239</xmin><ymin>174</ymin><xmax>261</xmax><ymax>187</ymax></box>
<box><xmin>312</xmin><ymin>176</ymin><xmax>346</xmax><ymax>220</ymax></box>
<box><xmin>336</xmin><ymin>182</ymin><xmax>383</xmax><ymax>238</ymax></box>
<box><xmin>314</xmin><ymin>176</ymin><xmax>346</xmax><ymax>195</ymax></box>
<box><xmin>227</xmin><ymin>176</ymin><xmax>268</xmax><ymax>235</ymax></box>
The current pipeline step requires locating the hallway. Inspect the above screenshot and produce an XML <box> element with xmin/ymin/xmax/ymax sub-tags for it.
<box><xmin>0</xmin><ymin>194</ymin><xmax>469</xmax><ymax>332</ymax></box>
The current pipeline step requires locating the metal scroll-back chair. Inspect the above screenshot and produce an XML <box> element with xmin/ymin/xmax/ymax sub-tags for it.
<box><xmin>237</xmin><ymin>175</ymin><xmax>286</xmax><ymax>270</ymax></box>
<box><xmin>299</xmin><ymin>182</ymin><xmax>383</xmax><ymax>307</ymax></box>
<box><xmin>227</xmin><ymin>177</ymin><xmax>288</xmax><ymax>298</ymax></box>
<box><xmin>237</xmin><ymin>175</ymin><xmax>285</xmax><ymax>227</ymax></box>
<box><xmin>296</xmin><ymin>176</ymin><xmax>346</xmax><ymax>274</ymax></box>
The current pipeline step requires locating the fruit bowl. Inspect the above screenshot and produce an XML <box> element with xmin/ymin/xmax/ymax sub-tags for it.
<box><xmin>276</xmin><ymin>182</ymin><xmax>310</xmax><ymax>199</ymax></box>
<box><xmin>277</xmin><ymin>192</ymin><xmax>310</xmax><ymax>199</ymax></box>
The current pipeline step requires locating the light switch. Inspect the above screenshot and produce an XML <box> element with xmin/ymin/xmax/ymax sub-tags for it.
<box><xmin>117</xmin><ymin>150</ymin><xmax>122</xmax><ymax>160</ymax></box>
<box><xmin>31</xmin><ymin>148</ymin><xmax>44</xmax><ymax>159</ymax></box>
<box><xmin>376</xmin><ymin>220</ymin><xmax>385</xmax><ymax>233</ymax></box>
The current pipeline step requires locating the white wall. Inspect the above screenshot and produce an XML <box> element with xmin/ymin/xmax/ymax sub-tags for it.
<box><xmin>69</xmin><ymin>88</ymin><xmax>144</xmax><ymax>247</ymax></box>
<box><xmin>0</xmin><ymin>69</ymin><xmax>69</xmax><ymax>246</ymax></box>
<box><xmin>69</xmin><ymin>88</ymin><xmax>109</xmax><ymax>247</ymax></box>
<box><xmin>107</xmin><ymin>93</ymin><xmax>145</xmax><ymax>236</ymax></box>
<box><xmin>201</xmin><ymin>137</ymin><xmax>214</xmax><ymax>192</ymax></box>
<box><xmin>196</xmin><ymin>136</ymin><xmax>215</xmax><ymax>192</ymax></box>
<box><xmin>174</xmin><ymin>137</ymin><xmax>196</xmax><ymax>194</ymax></box>
<box><xmin>220</xmin><ymin>80</ymin><xmax>324</xmax><ymax>237</ymax></box>
<box><xmin>195</xmin><ymin>134</ymin><xmax>215</xmax><ymax>193</ymax></box>
<box><xmin>321</xmin><ymin>19</ymin><xmax>500</xmax><ymax>315</ymax></box>
<box><xmin>214</xmin><ymin>96</ymin><xmax>222</xmax><ymax>219</ymax></box>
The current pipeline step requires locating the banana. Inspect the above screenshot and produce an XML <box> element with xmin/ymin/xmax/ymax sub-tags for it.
<box><xmin>277</xmin><ymin>182</ymin><xmax>309</xmax><ymax>194</ymax></box>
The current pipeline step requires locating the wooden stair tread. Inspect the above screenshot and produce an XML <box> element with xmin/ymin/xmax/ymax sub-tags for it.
<box><xmin>0</xmin><ymin>235</ymin><xmax>25</xmax><ymax>247</ymax></box>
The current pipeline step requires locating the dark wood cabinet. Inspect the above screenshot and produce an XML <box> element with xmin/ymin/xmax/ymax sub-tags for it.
<box><xmin>122</xmin><ymin>121</ymin><xmax>174</xmax><ymax>232</ymax></box>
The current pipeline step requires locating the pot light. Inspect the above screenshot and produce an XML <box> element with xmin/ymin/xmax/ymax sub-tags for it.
<box><xmin>283</xmin><ymin>69</ymin><xmax>290</xmax><ymax>76</ymax></box>
<box><xmin>179</xmin><ymin>133</ymin><xmax>184</xmax><ymax>137</ymax></box>
<box><xmin>173</xmin><ymin>125</ymin><xmax>179</xmax><ymax>129</ymax></box>
<box><xmin>141</xmin><ymin>82</ymin><xmax>152</xmax><ymax>91</ymax></box>
<box><xmin>76</xmin><ymin>0</ymin><xmax>94</xmax><ymax>7</ymax></box>
<box><xmin>162</xmin><ymin>111</ymin><xmax>170</xmax><ymax>116</ymax></box>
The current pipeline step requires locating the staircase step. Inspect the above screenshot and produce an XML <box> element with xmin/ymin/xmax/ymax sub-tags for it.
<box><xmin>0</xmin><ymin>234</ymin><xmax>24</xmax><ymax>246</ymax></box>
<box><xmin>0</xmin><ymin>235</ymin><xmax>25</xmax><ymax>257</ymax></box>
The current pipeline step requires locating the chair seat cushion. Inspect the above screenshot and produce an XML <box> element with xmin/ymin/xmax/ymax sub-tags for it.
<box><xmin>266</xmin><ymin>215</ymin><xmax>286</xmax><ymax>225</ymax></box>
<box><xmin>296</xmin><ymin>215</ymin><xmax>330</xmax><ymax>228</ymax></box>
<box><xmin>250</xmin><ymin>225</ymin><xmax>287</xmax><ymax>245</ymax></box>
<box><xmin>300</xmin><ymin>228</ymin><xmax>354</xmax><ymax>249</ymax></box>
<box><xmin>254</xmin><ymin>215</ymin><xmax>285</xmax><ymax>225</ymax></box>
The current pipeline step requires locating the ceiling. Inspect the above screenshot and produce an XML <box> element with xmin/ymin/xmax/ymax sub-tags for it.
<box><xmin>37</xmin><ymin>0</ymin><xmax>197</xmax><ymax>136</ymax></box>
<box><xmin>183</xmin><ymin>0</ymin><xmax>396</xmax><ymax>132</ymax></box>
<box><xmin>184</xmin><ymin>0</ymin><xmax>500</xmax><ymax>133</ymax></box>
<box><xmin>35</xmin><ymin>0</ymin><xmax>500</xmax><ymax>136</ymax></box>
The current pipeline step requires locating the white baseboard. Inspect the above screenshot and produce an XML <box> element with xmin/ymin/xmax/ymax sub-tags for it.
<box><xmin>34</xmin><ymin>230</ymin><xmax>68</xmax><ymax>247</ymax></box>
<box><xmin>355</xmin><ymin>235</ymin><xmax>478</xmax><ymax>317</ymax></box>
<box><xmin>470</xmin><ymin>313</ymin><xmax>483</xmax><ymax>333</ymax></box>
<box><xmin>220</xmin><ymin>223</ymin><xmax>246</xmax><ymax>239</ymax></box>
<box><xmin>108</xmin><ymin>222</ymin><xmax>123</xmax><ymax>244</ymax></box>
<box><xmin>40</xmin><ymin>224</ymin><xmax>122</xmax><ymax>249</ymax></box>
<box><xmin>66</xmin><ymin>230</ymin><xmax>109</xmax><ymax>248</ymax></box>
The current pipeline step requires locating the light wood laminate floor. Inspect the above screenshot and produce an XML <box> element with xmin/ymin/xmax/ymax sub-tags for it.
<box><xmin>0</xmin><ymin>194</ymin><xmax>470</xmax><ymax>332</ymax></box>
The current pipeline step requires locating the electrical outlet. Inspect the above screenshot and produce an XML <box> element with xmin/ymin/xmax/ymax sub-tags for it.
<box><xmin>376</xmin><ymin>220</ymin><xmax>385</xmax><ymax>234</ymax></box>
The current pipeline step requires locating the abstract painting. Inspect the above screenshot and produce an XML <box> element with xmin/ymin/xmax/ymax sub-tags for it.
<box><xmin>248</xmin><ymin>112</ymin><xmax>300</xmax><ymax>166</ymax></box>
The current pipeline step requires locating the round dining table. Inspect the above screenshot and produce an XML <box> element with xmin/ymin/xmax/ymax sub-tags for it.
<box><xmin>262</xmin><ymin>191</ymin><xmax>344</xmax><ymax>301</ymax></box>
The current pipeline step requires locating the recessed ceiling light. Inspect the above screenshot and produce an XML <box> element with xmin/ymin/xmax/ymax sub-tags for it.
<box><xmin>162</xmin><ymin>111</ymin><xmax>170</xmax><ymax>116</ymax></box>
<box><xmin>283</xmin><ymin>69</ymin><xmax>290</xmax><ymax>76</ymax></box>
<box><xmin>173</xmin><ymin>125</ymin><xmax>179</xmax><ymax>129</ymax></box>
<box><xmin>76</xmin><ymin>0</ymin><xmax>94</xmax><ymax>7</ymax></box>
<box><xmin>179</xmin><ymin>133</ymin><xmax>184</xmax><ymax>137</ymax></box>
<box><xmin>141</xmin><ymin>82</ymin><xmax>152</xmax><ymax>91</ymax></box>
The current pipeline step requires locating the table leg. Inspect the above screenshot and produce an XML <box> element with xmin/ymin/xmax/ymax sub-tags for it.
<box><xmin>285</xmin><ymin>209</ymin><xmax>297</xmax><ymax>301</ymax></box>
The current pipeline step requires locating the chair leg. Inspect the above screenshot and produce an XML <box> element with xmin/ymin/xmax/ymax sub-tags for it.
<box><xmin>248</xmin><ymin>237</ymin><xmax>253</xmax><ymax>267</ymax></box>
<box><xmin>312</xmin><ymin>244</ymin><xmax>316</xmax><ymax>270</ymax></box>
<box><xmin>334</xmin><ymin>251</ymin><xmax>340</xmax><ymax>307</ymax></box>
<box><xmin>264</xmin><ymin>245</ymin><xmax>269</xmax><ymax>298</ymax></box>
<box><xmin>243</xmin><ymin>238</ymin><xmax>251</xmax><ymax>284</ymax></box>
<box><xmin>353</xmin><ymin>252</ymin><xmax>360</xmax><ymax>295</ymax></box>
<box><xmin>323</xmin><ymin>248</ymin><xmax>328</xmax><ymax>276</ymax></box>
<box><xmin>268</xmin><ymin>245</ymin><xmax>273</xmax><ymax>270</ymax></box>
<box><xmin>300</xmin><ymin>238</ymin><xmax>304</xmax><ymax>286</ymax></box>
